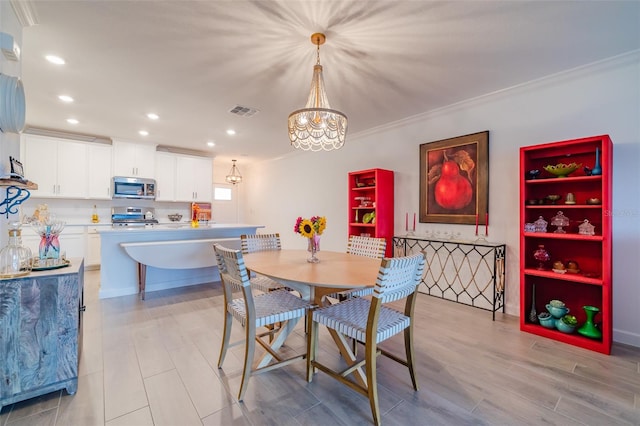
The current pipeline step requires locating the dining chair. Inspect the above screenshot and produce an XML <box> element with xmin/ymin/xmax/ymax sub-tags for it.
<box><xmin>325</xmin><ymin>236</ymin><xmax>387</xmax><ymax>302</ymax></box>
<box><xmin>213</xmin><ymin>243</ymin><xmax>314</xmax><ymax>401</ymax></box>
<box><xmin>240</xmin><ymin>233</ymin><xmax>286</xmax><ymax>293</ymax></box>
<box><xmin>306</xmin><ymin>252</ymin><xmax>426</xmax><ymax>426</ymax></box>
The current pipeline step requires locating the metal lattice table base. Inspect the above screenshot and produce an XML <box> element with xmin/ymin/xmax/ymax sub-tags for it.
<box><xmin>394</xmin><ymin>236</ymin><xmax>506</xmax><ymax>320</ymax></box>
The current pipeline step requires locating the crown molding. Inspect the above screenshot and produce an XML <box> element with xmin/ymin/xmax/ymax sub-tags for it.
<box><xmin>10</xmin><ymin>0</ymin><xmax>39</xmax><ymax>27</ymax></box>
<box><xmin>23</xmin><ymin>126</ymin><xmax>111</xmax><ymax>144</ymax></box>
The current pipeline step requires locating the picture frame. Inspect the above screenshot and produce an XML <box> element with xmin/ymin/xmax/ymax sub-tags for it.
<box><xmin>419</xmin><ymin>131</ymin><xmax>489</xmax><ymax>224</ymax></box>
<box><xmin>9</xmin><ymin>156</ymin><xmax>24</xmax><ymax>178</ymax></box>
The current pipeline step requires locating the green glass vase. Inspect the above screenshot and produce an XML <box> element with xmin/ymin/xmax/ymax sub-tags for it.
<box><xmin>577</xmin><ymin>305</ymin><xmax>602</xmax><ymax>339</ymax></box>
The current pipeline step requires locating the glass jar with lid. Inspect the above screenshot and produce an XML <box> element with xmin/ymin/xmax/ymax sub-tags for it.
<box><xmin>0</xmin><ymin>222</ymin><xmax>33</xmax><ymax>278</ymax></box>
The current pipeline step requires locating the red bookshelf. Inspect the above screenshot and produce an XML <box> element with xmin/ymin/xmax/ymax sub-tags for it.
<box><xmin>520</xmin><ymin>135</ymin><xmax>612</xmax><ymax>354</ymax></box>
<box><xmin>348</xmin><ymin>169</ymin><xmax>394</xmax><ymax>257</ymax></box>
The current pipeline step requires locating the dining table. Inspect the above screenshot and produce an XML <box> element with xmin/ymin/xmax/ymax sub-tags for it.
<box><xmin>243</xmin><ymin>249</ymin><xmax>381</xmax><ymax>384</ymax></box>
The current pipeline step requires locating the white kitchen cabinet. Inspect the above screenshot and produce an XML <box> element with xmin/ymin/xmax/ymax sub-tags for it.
<box><xmin>86</xmin><ymin>227</ymin><xmax>101</xmax><ymax>266</ymax></box>
<box><xmin>155</xmin><ymin>151</ymin><xmax>176</xmax><ymax>201</ymax></box>
<box><xmin>22</xmin><ymin>135</ymin><xmax>88</xmax><ymax>198</ymax></box>
<box><xmin>112</xmin><ymin>140</ymin><xmax>156</xmax><ymax>178</ymax></box>
<box><xmin>87</xmin><ymin>144</ymin><xmax>113</xmax><ymax>199</ymax></box>
<box><xmin>175</xmin><ymin>155</ymin><xmax>212</xmax><ymax>202</ymax></box>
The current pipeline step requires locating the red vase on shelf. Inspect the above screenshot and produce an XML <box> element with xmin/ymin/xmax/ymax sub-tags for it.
<box><xmin>533</xmin><ymin>245</ymin><xmax>550</xmax><ymax>270</ymax></box>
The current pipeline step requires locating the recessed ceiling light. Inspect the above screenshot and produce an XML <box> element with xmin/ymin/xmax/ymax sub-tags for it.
<box><xmin>58</xmin><ymin>95</ymin><xmax>74</xmax><ymax>103</ymax></box>
<box><xmin>66</xmin><ymin>118</ymin><xmax>79</xmax><ymax>124</ymax></box>
<box><xmin>139</xmin><ymin>130</ymin><xmax>149</xmax><ymax>136</ymax></box>
<box><xmin>226</xmin><ymin>129</ymin><xmax>236</xmax><ymax>136</ymax></box>
<box><xmin>207</xmin><ymin>141</ymin><xmax>215</xmax><ymax>147</ymax></box>
<box><xmin>147</xmin><ymin>113</ymin><xmax>159</xmax><ymax>120</ymax></box>
<box><xmin>46</xmin><ymin>55</ymin><xmax>65</xmax><ymax>65</ymax></box>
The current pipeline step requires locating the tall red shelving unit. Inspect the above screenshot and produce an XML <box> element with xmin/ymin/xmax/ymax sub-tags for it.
<box><xmin>348</xmin><ymin>168</ymin><xmax>394</xmax><ymax>257</ymax></box>
<box><xmin>519</xmin><ymin>135</ymin><xmax>612</xmax><ymax>354</ymax></box>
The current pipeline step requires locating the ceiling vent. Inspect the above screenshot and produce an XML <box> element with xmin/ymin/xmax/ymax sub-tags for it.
<box><xmin>229</xmin><ymin>105</ymin><xmax>259</xmax><ymax>117</ymax></box>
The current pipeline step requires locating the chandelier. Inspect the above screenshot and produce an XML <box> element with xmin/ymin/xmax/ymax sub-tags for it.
<box><xmin>225</xmin><ymin>160</ymin><xmax>242</xmax><ymax>184</ymax></box>
<box><xmin>288</xmin><ymin>33</ymin><xmax>347</xmax><ymax>151</ymax></box>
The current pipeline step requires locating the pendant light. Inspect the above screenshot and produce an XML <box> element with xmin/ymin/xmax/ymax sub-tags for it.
<box><xmin>288</xmin><ymin>33</ymin><xmax>347</xmax><ymax>152</ymax></box>
<box><xmin>225</xmin><ymin>159</ymin><xmax>242</xmax><ymax>184</ymax></box>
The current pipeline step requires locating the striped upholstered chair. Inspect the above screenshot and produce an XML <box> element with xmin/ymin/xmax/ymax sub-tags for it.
<box><xmin>213</xmin><ymin>243</ymin><xmax>313</xmax><ymax>401</ymax></box>
<box><xmin>240</xmin><ymin>233</ymin><xmax>286</xmax><ymax>293</ymax></box>
<box><xmin>307</xmin><ymin>252</ymin><xmax>426</xmax><ymax>426</ymax></box>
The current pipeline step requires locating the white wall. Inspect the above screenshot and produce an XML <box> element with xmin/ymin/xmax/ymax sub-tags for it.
<box><xmin>0</xmin><ymin>3</ymin><xmax>24</xmax><ymax>245</ymax></box>
<box><xmin>243</xmin><ymin>52</ymin><xmax>640</xmax><ymax>347</ymax></box>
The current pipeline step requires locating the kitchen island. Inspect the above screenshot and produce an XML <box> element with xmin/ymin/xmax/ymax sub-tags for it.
<box><xmin>98</xmin><ymin>223</ymin><xmax>263</xmax><ymax>299</ymax></box>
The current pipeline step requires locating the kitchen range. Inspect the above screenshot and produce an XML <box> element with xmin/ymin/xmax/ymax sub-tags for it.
<box><xmin>111</xmin><ymin>206</ymin><xmax>158</xmax><ymax>227</ymax></box>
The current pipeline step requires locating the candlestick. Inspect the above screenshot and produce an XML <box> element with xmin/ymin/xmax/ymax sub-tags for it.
<box><xmin>405</xmin><ymin>213</ymin><xmax>408</xmax><ymax>232</ymax></box>
<box><xmin>413</xmin><ymin>213</ymin><xmax>416</xmax><ymax>231</ymax></box>
<box><xmin>475</xmin><ymin>214</ymin><xmax>479</xmax><ymax>236</ymax></box>
<box><xmin>485</xmin><ymin>213</ymin><xmax>489</xmax><ymax>236</ymax></box>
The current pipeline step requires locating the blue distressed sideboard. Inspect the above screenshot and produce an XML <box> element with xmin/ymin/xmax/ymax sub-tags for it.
<box><xmin>0</xmin><ymin>259</ymin><xmax>84</xmax><ymax>410</ymax></box>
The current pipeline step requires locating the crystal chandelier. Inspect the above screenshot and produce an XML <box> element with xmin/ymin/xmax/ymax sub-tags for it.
<box><xmin>225</xmin><ymin>160</ymin><xmax>242</xmax><ymax>184</ymax></box>
<box><xmin>288</xmin><ymin>33</ymin><xmax>347</xmax><ymax>151</ymax></box>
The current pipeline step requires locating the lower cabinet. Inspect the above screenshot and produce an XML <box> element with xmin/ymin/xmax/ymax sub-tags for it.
<box><xmin>0</xmin><ymin>260</ymin><xmax>85</xmax><ymax>410</ymax></box>
<box><xmin>86</xmin><ymin>228</ymin><xmax>101</xmax><ymax>267</ymax></box>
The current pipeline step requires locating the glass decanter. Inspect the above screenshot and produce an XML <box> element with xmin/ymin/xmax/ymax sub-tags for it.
<box><xmin>550</xmin><ymin>211</ymin><xmax>569</xmax><ymax>234</ymax></box>
<box><xmin>0</xmin><ymin>222</ymin><xmax>33</xmax><ymax>278</ymax></box>
<box><xmin>533</xmin><ymin>244</ymin><xmax>550</xmax><ymax>270</ymax></box>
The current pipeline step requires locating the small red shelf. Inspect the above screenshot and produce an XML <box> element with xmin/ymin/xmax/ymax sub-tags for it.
<box><xmin>348</xmin><ymin>169</ymin><xmax>394</xmax><ymax>257</ymax></box>
<box><xmin>520</xmin><ymin>323</ymin><xmax>607</xmax><ymax>353</ymax></box>
<box><xmin>523</xmin><ymin>268</ymin><xmax>602</xmax><ymax>285</ymax></box>
<box><xmin>525</xmin><ymin>175</ymin><xmax>602</xmax><ymax>185</ymax></box>
<box><xmin>523</xmin><ymin>232</ymin><xmax>603</xmax><ymax>241</ymax></box>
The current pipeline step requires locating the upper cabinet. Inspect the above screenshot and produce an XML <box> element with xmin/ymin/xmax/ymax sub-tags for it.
<box><xmin>87</xmin><ymin>143</ymin><xmax>113</xmax><ymax>199</ymax></box>
<box><xmin>22</xmin><ymin>134</ymin><xmax>88</xmax><ymax>198</ymax></box>
<box><xmin>175</xmin><ymin>155</ymin><xmax>212</xmax><ymax>202</ymax></box>
<box><xmin>112</xmin><ymin>140</ymin><xmax>156</xmax><ymax>178</ymax></box>
<box><xmin>155</xmin><ymin>151</ymin><xmax>177</xmax><ymax>201</ymax></box>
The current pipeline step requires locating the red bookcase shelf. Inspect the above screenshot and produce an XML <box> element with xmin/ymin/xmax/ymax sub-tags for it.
<box><xmin>520</xmin><ymin>135</ymin><xmax>612</xmax><ymax>354</ymax></box>
<box><xmin>348</xmin><ymin>168</ymin><xmax>394</xmax><ymax>257</ymax></box>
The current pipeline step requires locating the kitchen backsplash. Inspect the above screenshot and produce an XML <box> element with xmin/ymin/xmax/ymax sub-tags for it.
<box><xmin>19</xmin><ymin>198</ymin><xmax>195</xmax><ymax>224</ymax></box>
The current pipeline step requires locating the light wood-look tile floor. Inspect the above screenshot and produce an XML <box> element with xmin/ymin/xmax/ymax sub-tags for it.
<box><xmin>2</xmin><ymin>269</ymin><xmax>639</xmax><ymax>425</ymax></box>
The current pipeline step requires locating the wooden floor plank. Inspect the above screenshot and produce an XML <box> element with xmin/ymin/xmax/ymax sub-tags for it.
<box><xmin>4</xmin><ymin>269</ymin><xmax>640</xmax><ymax>426</ymax></box>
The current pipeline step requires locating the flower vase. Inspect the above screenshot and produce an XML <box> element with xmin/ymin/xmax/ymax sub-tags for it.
<box><xmin>577</xmin><ymin>306</ymin><xmax>602</xmax><ymax>339</ymax></box>
<box><xmin>591</xmin><ymin>147</ymin><xmax>602</xmax><ymax>176</ymax></box>
<box><xmin>528</xmin><ymin>283</ymin><xmax>538</xmax><ymax>323</ymax></box>
<box><xmin>307</xmin><ymin>234</ymin><xmax>320</xmax><ymax>263</ymax></box>
<box><xmin>39</xmin><ymin>233</ymin><xmax>60</xmax><ymax>259</ymax></box>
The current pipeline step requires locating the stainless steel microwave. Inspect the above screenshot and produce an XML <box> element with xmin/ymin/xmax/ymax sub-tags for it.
<box><xmin>112</xmin><ymin>176</ymin><xmax>156</xmax><ymax>200</ymax></box>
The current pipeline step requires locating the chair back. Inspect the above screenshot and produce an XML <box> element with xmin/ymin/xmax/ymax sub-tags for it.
<box><xmin>346</xmin><ymin>235</ymin><xmax>386</xmax><ymax>259</ymax></box>
<box><xmin>373</xmin><ymin>252</ymin><xmax>426</xmax><ymax>304</ymax></box>
<box><xmin>213</xmin><ymin>243</ymin><xmax>252</xmax><ymax>294</ymax></box>
<box><xmin>241</xmin><ymin>233</ymin><xmax>281</xmax><ymax>254</ymax></box>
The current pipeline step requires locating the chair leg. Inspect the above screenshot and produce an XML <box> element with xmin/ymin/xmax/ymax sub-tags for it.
<box><xmin>238</xmin><ymin>322</ymin><xmax>257</xmax><ymax>401</ymax></box>
<box><xmin>404</xmin><ymin>325</ymin><xmax>419</xmax><ymax>391</ymax></box>
<box><xmin>306</xmin><ymin>310</ymin><xmax>318</xmax><ymax>382</ymax></box>
<box><xmin>365</xmin><ymin>341</ymin><xmax>381</xmax><ymax>426</ymax></box>
<box><xmin>217</xmin><ymin>310</ymin><xmax>233</xmax><ymax>368</ymax></box>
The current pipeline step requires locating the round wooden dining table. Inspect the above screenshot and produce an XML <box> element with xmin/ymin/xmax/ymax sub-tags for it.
<box><xmin>243</xmin><ymin>249</ymin><xmax>381</xmax><ymax>303</ymax></box>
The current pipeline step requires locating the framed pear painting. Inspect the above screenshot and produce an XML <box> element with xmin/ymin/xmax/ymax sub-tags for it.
<box><xmin>419</xmin><ymin>131</ymin><xmax>489</xmax><ymax>224</ymax></box>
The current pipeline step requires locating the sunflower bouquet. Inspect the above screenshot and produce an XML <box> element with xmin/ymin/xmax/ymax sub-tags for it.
<box><xmin>294</xmin><ymin>216</ymin><xmax>327</xmax><ymax>238</ymax></box>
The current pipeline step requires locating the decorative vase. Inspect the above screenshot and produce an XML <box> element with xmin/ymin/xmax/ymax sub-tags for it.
<box><xmin>578</xmin><ymin>305</ymin><xmax>602</xmax><ymax>339</ymax></box>
<box><xmin>528</xmin><ymin>283</ymin><xmax>538</xmax><ymax>323</ymax></box>
<box><xmin>533</xmin><ymin>245</ymin><xmax>550</xmax><ymax>270</ymax></box>
<box><xmin>39</xmin><ymin>233</ymin><xmax>60</xmax><ymax>259</ymax></box>
<box><xmin>307</xmin><ymin>234</ymin><xmax>321</xmax><ymax>263</ymax></box>
<box><xmin>591</xmin><ymin>147</ymin><xmax>602</xmax><ymax>176</ymax></box>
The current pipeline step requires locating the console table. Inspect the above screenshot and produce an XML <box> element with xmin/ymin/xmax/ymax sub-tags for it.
<box><xmin>0</xmin><ymin>259</ymin><xmax>84</xmax><ymax>410</ymax></box>
<box><xmin>393</xmin><ymin>236</ymin><xmax>506</xmax><ymax>319</ymax></box>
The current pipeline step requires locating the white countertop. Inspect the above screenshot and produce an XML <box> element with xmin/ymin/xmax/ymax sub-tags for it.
<box><xmin>98</xmin><ymin>223</ymin><xmax>264</xmax><ymax>234</ymax></box>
